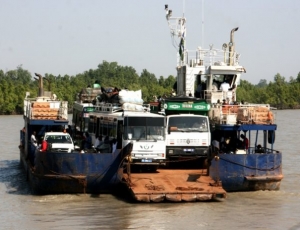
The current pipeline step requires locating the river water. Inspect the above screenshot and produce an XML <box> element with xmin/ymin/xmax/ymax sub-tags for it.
<box><xmin>0</xmin><ymin>110</ymin><xmax>299</xmax><ymax>230</ymax></box>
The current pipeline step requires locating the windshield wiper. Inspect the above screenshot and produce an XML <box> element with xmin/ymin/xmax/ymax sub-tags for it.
<box><xmin>136</xmin><ymin>131</ymin><xmax>146</xmax><ymax>141</ymax></box>
<box><xmin>149</xmin><ymin>134</ymin><xmax>157</xmax><ymax>142</ymax></box>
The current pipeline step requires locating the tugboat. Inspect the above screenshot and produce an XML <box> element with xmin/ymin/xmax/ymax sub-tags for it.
<box><xmin>163</xmin><ymin>5</ymin><xmax>283</xmax><ymax>191</ymax></box>
<box><xmin>19</xmin><ymin>73</ymin><xmax>132</xmax><ymax>194</ymax></box>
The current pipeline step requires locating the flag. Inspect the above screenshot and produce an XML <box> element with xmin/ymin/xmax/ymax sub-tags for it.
<box><xmin>179</xmin><ymin>37</ymin><xmax>184</xmax><ymax>61</ymax></box>
<box><xmin>179</xmin><ymin>25</ymin><xmax>185</xmax><ymax>61</ymax></box>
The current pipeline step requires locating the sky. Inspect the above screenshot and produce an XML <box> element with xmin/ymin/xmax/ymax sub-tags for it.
<box><xmin>0</xmin><ymin>0</ymin><xmax>300</xmax><ymax>85</ymax></box>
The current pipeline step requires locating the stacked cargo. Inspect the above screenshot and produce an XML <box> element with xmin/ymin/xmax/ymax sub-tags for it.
<box><xmin>31</xmin><ymin>102</ymin><xmax>59</xmax><ymax>120</ymax></box>
<box><xmin>237</xmin><ymin>106</ymin><xmax>274</xmax><ymax>124</ymax></box>
<box><xmin>78</xmin><ymin>88</ymin><xmax>101</xmax><ymax>103</ymax></box>
<box><xmin>251</xmin><ymin>107</ymin><xmax>274</xmax><ymax>124</ymax></box>
<box><xmin>119</xmin><ymin>90</ymin><xmax>145</xmax><ymax>112</ymax></box>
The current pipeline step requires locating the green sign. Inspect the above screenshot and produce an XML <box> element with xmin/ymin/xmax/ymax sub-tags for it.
<box><xmin>164</xmin><ymin>102</ymin><xmax>210</xmax><ymax>111</ymax></box>
<box><xmin>83</xmin><ymin>107</ymin><xmax>96</xmax><ymax>112</ymax></box>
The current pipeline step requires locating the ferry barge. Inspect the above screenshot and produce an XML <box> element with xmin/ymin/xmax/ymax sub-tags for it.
<box><xmin>163</xmin><ymin>4</ymin><xmax>283</xmax><ymax>192</ymax></box>
<box><xmin>19</xmin><ymin>73</ymin><xmax>132</xmax><ymax>194</ymax></box>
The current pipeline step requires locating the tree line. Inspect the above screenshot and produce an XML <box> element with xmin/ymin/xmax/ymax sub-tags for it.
<box><xmin>0</xmin><ymin>61</ymin><xmax>300</xmax><ymax>115</ymax></box>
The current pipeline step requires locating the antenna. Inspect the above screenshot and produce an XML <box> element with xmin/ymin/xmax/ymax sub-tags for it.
<box><xmin>164</xmin><ymin>4</ymin><xmax>187</xmax><ymax>53</ymax></box>
<box><xmin>202</xmin><ymin>0</ymin><xmax>204</xmax><ymax>48</ymax></box>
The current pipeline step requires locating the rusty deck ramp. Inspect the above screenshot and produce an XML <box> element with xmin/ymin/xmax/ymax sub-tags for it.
<box><xmin>123</xmin><ymin>169</ymin><xmax>226</xmax><ymax>202</ymax></box>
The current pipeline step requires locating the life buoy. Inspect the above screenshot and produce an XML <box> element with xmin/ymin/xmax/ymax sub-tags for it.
<box><xmin>268</xmin><ymin>130</ymin><xmax>276</xmax><ymax>144</ymax></box>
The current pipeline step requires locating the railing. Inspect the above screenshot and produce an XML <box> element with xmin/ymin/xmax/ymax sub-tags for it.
<box><xmin>248</xmin><ymin>147</ymin><xmax>281</xmax><ymax>154</ymax></box>
<box><xmin>94</xmin><ymin>102</ymin><xmax>151</xmax><ymax>113</ymax></box>
<box><xmin>94</xmin><ymin>103</ymin><xmax>122</xmax><ymax>113</ymax></box>
<box><xmin>179</xmin><ymin>48</ymin><xmax>239</xmax><ymax>67</ymax></box>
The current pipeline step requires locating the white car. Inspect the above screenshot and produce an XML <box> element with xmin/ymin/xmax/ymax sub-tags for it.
<box><xmin>44</xmin><ymin>132</ymin><xmax>75</xmax><ymax>153</ymax></box>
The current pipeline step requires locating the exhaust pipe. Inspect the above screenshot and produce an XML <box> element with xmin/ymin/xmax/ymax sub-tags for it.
<box><xmin>34</xmin><ymin>73</ymin><xmax>44</xmax><ymax>97</ymax></box>
<box><xmin>229</xmin><ymin>27</ymin><xmax>238</xmax><ymax>66</ymax></box>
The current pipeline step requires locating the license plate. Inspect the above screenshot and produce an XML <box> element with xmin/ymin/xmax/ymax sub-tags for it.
<box><xmin>142</xmin><ymin>159</ymin><xmax>152</xmax><ymax>163</ymax></box>
<box><xmin>184</xmin><ymin>149</ymin><xmax>194</xmax><ymax>152</ymax></box>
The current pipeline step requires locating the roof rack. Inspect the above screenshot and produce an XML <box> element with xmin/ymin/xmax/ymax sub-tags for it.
<box><xmin>94</xmin><ymin>103</ymin><xmax>122</xmax><ymax>113</ymax></box>
<box><xmin>94</xmin><ymin>102</ymin><xmax>151</xmax><ymax>114</ymax></box>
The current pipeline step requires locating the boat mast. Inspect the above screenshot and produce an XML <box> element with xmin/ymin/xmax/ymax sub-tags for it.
<box><xmin>165</xmin><ymin>4</ymin><xmax>186</xmax><ymax>63</ymax></box>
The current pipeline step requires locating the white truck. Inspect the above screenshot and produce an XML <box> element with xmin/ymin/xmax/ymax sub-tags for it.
<box><xmin>44</xmin><ymin>132</ymin><xmax>75</xmax><ymax>153</ymax></box>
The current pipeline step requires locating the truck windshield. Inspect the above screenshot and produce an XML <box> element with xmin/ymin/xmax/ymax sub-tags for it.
<box><xmin>168</xmin><ymin>116</ymin><xmax>208</xmax><ymax>132</ymax></box>
<box><xmin>124</xmin><ymin>117</ymin><xmax>165</xmax><ymax>141</ymax></box>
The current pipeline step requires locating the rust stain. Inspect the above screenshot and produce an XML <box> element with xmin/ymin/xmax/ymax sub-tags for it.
<box><xmin>175</xmin><ymin>186</ymin><xmax>204</xmax><ymax>191</ymax></box>
<box><xmin>145</xmin><ymin>184</ymin><xmax>165</xmax><ymax>191</ymax></box>
<box><xmin>123</xmin><ymin>169</ymin><xmax>226</xmax><ymax>202</ymax></box>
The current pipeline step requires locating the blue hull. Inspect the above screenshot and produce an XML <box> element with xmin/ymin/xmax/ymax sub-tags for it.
<box><xmin>20</xmin><ymin>144</ymin><xmax>132</xmax><ymax>194</ymax></box>
<box><xmin>209</xmin><ymin>153</ymin><xmax>283</xmax><ymax>192</ymax></box>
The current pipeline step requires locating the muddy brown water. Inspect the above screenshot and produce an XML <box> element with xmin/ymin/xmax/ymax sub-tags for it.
<box><xmin>0</xmin><ymin>111</ymin><xmax>299</xmax><ymax>230</ymax></box>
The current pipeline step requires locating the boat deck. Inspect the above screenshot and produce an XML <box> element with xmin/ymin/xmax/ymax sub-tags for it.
<box><xmin>123</xmin><ymin>169</ymin><xmax>226</xmax><ymax>202</ymax></box>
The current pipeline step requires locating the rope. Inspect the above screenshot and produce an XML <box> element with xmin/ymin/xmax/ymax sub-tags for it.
<box><xmin>164</xmin><ymin>157</ymin><xmax>202</xmax><ymax>163</ymax></box>
<box><xmin>218</xmin><ymin>156</ymin><xmax>281</xmax><ymax>171</ymax></box>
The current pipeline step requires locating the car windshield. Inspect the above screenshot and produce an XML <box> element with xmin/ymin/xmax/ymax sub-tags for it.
<box><xmin>45</xmin><ymin>135</ymin><xmax>72</xmax><ymax>144</ymax></box>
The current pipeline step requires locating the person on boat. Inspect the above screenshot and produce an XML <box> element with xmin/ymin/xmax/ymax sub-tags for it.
<box><xmin>97</xmin><ymin>136</ymin><xmax>111</xmax><ymax>153</ymax></box>
<box><xmin>31</xmin><ymin>131</ymin><xmax>37</xmax><ymax>147</ymax></box>
<box><xmin>220</xmin><ymin>79</ymin><xmax>235</xmax><ymax>100</ymax></box>
<box><xmin>240</xmin><ymin>134</ymin><xmax>249</xmax><ymax>150</ymax></box>
<box><xmin>220</xmin><ymin>137</ymin><xmax>231</xmax><ymax>153</ymax></box>
<box><xmin>94</xmin><ymin>135</ymin><xmax>103</xmax><ymax>148</ymax></box>
<box><xmin>29</xmin><ymin>131</ymin><xmax>38</xmax><ymax>166</ymax></box>
<box><xmin>195</xmin><ymin>83</ymin><xmax>202</xmax><ymax>98</ymax></box>
<box><xmin>84</xmin><ymin>132</ymin><xmax>92</xmax><ymax>149</ymax></box>
<box><xmin>111</xmin><ymin>138</ymin><xmax>117</xmax><ymax>154</ymax></box>
<box><xmin>171</xmin><ymin>89</ymin><xmax>176</xmax><ymax>96</ymax></box>
<box><xmin>20</xmin><ymin>127</ymin><xmax>26</xmax><ymax>149</ymax></box>
<box><xmin>40</xmin><ymin>136</ymin><xmax>48</xmax><ymax>152</ymax></box>
<box><xmin>80</xmin><ymin>133</ymin><xmax>86</xmax><ymax>151</ymax></box>
<box><xmin>212</xmin><ymin>79</ymin><xmax>219</xmax><ymax>91</ymax></box>
<box><xmin>222</xmin><ymin>99</ymin><xmax>228</xmax><ymax>105</ymax></box>
<box><xmin>256</xmin><ymin>144</ymin><xmax>265</xmax><ymax>153</ymax></box>
<box><xmin>220</xmin><ymin>79</ymin><xmax>230</xmax><ymax>91</ymax></box>
<box><xmin>66</xmin><ymin>125</ymin><xmax>73</xmax><ymax>137</ymax></box>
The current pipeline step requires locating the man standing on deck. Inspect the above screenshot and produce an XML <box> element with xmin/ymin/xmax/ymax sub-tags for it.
<box><xmin>30</xmin><ymin>131</ymin><xmax>37</xmax><ymax>165</ymax></box>
<box><xmin>31</xmin><ymin>131</ymin><xmax>37</xmax><ymax>147</ymax></box>
<box><xmin>220</xmin><ymin>79</ymin><xmax>236</xmax><ymax>102</ymax></box>
<box><xmin>240</xmin><ymin>134</ymin><xmax>249</xmax><ymax>150</ymax></box>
